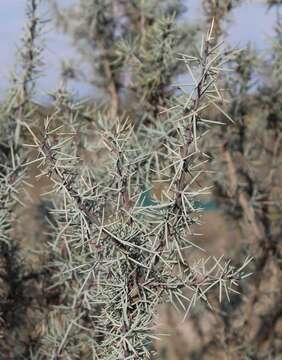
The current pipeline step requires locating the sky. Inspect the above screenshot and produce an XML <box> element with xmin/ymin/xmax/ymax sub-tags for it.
<box><xmin>0</xmin><ymin>0</ymin><xmax>279</xmax><ymax>101</ymax></box>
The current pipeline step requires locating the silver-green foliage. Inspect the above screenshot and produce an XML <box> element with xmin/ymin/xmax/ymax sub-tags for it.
<box><xmin>23</xmin><ymin>22</ymin><xmax>252</xmax><ymax>359</ymax></box>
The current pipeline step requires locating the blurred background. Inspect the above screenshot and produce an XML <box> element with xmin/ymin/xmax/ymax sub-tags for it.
<box><xmin>0</xmin><ymin>0</ymin><xmax>279</xmax><ymax>101</ymax></box>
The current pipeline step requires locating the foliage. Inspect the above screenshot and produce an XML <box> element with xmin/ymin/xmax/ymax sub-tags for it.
<box><xmin>0</xmin><ymin>0</ymin><xmax>281</xmax><ymax>359</ymax></box>
<box><xmin>50</xmin><ymin>0</ymin><xmax>196</xmax><ymax>120</ymax></box>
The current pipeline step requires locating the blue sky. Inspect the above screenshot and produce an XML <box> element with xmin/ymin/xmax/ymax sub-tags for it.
<box><xmin>0</xmin><ymin>0</ymin><xmax>279</xmax><ymax>100</ymax></box>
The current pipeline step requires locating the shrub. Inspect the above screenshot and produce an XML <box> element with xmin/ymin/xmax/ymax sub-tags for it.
<box><xmin>1</xmin><ymin>0</ymin><xmax>281</xmax><ymax>359</ymax></box>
